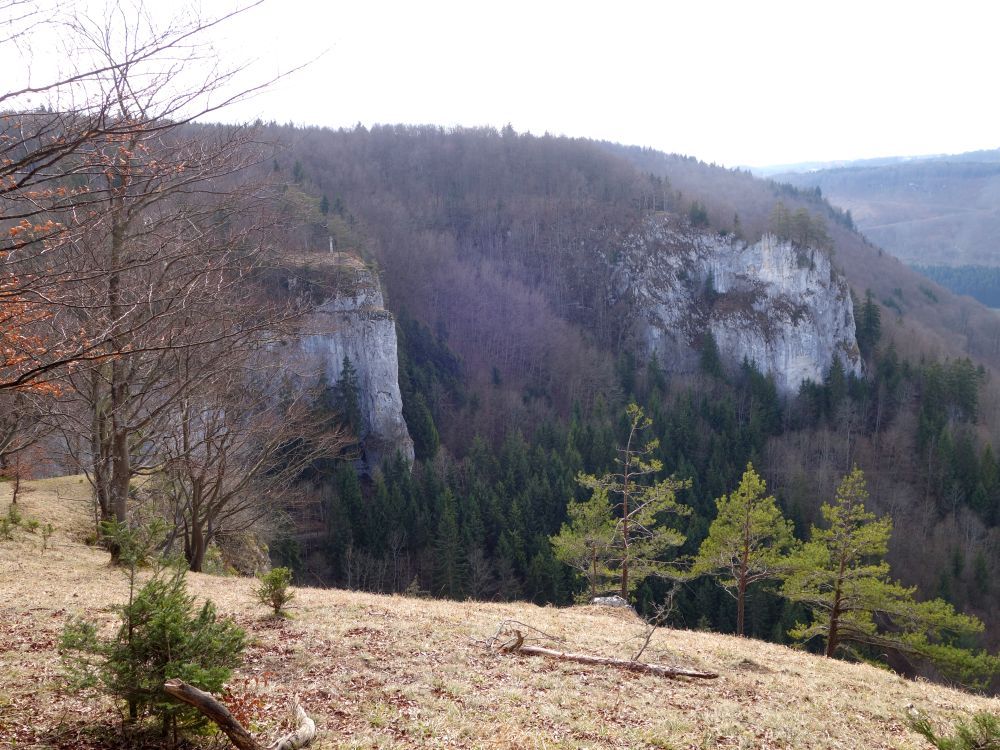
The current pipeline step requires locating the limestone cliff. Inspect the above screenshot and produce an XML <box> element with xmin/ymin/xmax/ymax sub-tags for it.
<box><xmin>298</xmin><ymin>254</ymin><xmax>414</xmax><ymax>470</ymax></box>
<box><xmin>617</xmin><ymin>218</ymin><xmax>862</xmax><ymax>393</ymax></box>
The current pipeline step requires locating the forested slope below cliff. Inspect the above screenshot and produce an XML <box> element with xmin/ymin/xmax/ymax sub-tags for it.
<box><xmin>258</xmin><ymin>124</ymin><xmax>1000</xmax><ymax>662</ymax></box>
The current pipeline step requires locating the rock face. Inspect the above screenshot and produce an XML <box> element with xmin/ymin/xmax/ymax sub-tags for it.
<box><xmin>619</xmin><ymin>218</ymin><xmax>862</xmax><ymax>393</ymax></box>
<box><xmin>299</xmin><ymin>255</ymin><xmax>414</xmax><ymax>470</ymax></box>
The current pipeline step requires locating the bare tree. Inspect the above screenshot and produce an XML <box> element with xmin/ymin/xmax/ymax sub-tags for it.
<box><xmin>0</xmin><ymin>0</ymin><xmax>282</xmax><ymax>393</ymax></box>
<box><xmin>155</xmin><ymin>352</ymin><xmax>349</xmax><ymax>572</ymax></box>
<box><xmin>0</xmin><ymin>391</ymin><xmax>49</xmax><ymax>466</ymax></box>
<box><xmin>0</xmin><ymin>2</ymin><xmax>325</xmax><ymax>546</ymax></box>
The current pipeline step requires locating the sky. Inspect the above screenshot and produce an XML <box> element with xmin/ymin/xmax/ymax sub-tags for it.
<box><xmin>8</xmin><ymin>0</ymin><xmax>1000</xmax><ymax>168</ymax></box>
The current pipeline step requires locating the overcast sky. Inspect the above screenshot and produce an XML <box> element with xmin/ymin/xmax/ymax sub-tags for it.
<box><xmin>11</xmin><ymin>0</ymin><xmax>1000</xmax><ymax>168</ymax></box>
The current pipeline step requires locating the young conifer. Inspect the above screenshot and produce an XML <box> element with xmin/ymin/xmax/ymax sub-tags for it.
<box><xmin>782</xmin><ymin>467</ymin><xmax>999</xmax><ymax>687</ymax></box>
<box><xmin>571</xmin><ymin>403</ymin><xmax>690</xmax><ymax>600</ymax></box>
<box><xmin>692</xmin><ymin>463</ymin><xmax>796</xmax><ymax>636</ymax></box>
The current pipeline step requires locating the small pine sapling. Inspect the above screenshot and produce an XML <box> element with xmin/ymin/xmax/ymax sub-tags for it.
<box><xmin>256</xmin><ymin>567</ymin><xmax>295</xmax><ymax>616</ymax></box>
<box><xmin>908</xmin><ymin>709</ymin><xmax>1000</xmax><ymax>750</ymax></box>
<box><xmin>41</xmin><ymin>522</ymin><xmax>54</xmax><ymax>553</ymax></box>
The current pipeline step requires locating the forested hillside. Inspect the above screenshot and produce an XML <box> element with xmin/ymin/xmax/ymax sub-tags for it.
<box><xmin>914</xmin><ymin>265</ymin><xmax>1000</xmax><ymax>309</ymax></box>
<box><xmin>774</xmin><ymin>151</ymin><xmax>1000</xmax><ymax>267</ymax></box>
<box><xmin>7</xmin><ymin>4</ymin><xmax>1000</xmax><ymax>745</ymax></box>
<box><xmin>256</xmin><ymin>125</ymin><xmax>1000</xmax><ymax>670</ymax></box>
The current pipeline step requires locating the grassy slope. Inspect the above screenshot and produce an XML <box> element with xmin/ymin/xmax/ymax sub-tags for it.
<box><xmin>1</xmin><ymin>478</ymin><xmax>998</xmax><ymax>750</ymax></box>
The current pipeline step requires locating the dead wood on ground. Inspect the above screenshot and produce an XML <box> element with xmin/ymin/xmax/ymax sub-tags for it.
<box><xmin>484</xmin><ymin>621</ymin><xmax>719</xmax><ymax>680</ymax></box>
<box><xmin>163</xmin><ymin>679</ymin><xmax>316</xmax><ymax>750</ymax></box>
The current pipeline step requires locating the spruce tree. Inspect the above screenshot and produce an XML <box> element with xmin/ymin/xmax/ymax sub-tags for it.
<box><xmin>433</xmin><ymin>490</ymin><xmax>465</xmax><ymax>598</ymax></box>
<box><xmin>61</xmin><ymin>524</ymin><xmax>245</xmax><ymax>737</ymax></box>
<box><xmin>336</xmin><ymin>355</ymin><xmax>362</xmax><ymax>436</ymax></box>
<box><xmin>855</xmin><ymin>289</ymin><xmax>881</xmax><ymax>358</ymax></box>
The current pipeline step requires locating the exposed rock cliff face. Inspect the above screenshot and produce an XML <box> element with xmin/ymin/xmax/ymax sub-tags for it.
<box><xmin>619</xmin><ymin>218</ymin><xmax>862</xmax><ymax>393</ymax></box>
<box><xmin>299</xmin><ymin>255</ymin><xmax>414</xmax><ymax>470</ymax></box>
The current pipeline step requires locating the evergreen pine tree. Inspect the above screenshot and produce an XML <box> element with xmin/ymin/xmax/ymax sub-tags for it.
<box><xmin>405</xmin><ymin>391</ymin><xmax>439</xmax><ymax>461</ymax></box>
<box><xmin>61</xmin><ymin>524</ymin><xmax>245</xmax><ymax>737</ymax></box>
<box><xmin>699</xmin><ymin>331</ymin><xmax>725</xmax><ymax>379</ymax></box>
<box><xmin>782</xmin><ymin>467</ymin><xmax>999</xmax><ymax>686</ymax></box>
<box><xmin>550</xmin><ymin>486</ymin><xmax>616</xmax><ymax>600</ymax></box>
<box><xmin>433</xmin><ymin>490</ymin><xmax>465</xmax><ymax>598</ymax></box>
<box><xmin>856</xmin><ymin>289</ymin><xmax>882</xmax><ymax>358</ymax></box>
<box><xmin>575</xmin><ymin>403</ymin><xmax>690</xmax><ymax>599</ymax></box>
<box><xmin>692</xmin><ymin>463</ymin><xmax>797</xmax><ymax>636</ymax></box>
<box><xmin>336</xmin><ymin>355</ymin><xmax>363</xmax><ymax>436</ymax></box>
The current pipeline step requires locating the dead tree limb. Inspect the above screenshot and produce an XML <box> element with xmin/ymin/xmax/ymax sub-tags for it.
<box><xmin>268</xmin><ymin>703</ymin><xmax>317</xmax><ymax>750</ymax></box>
<box><xmin>162</xmin><ymin>679</ymin><xmax>316</xmax><ymax>750</ymax></box>
<box><xmin>475</xmin><ymin>618</ymin><xmax>566</xmax><ymax>650</ymax></box>
<box><xmin>495</xmin><ymin>630</ymin><xmax>718</xmax><ymax>680</ymax></box>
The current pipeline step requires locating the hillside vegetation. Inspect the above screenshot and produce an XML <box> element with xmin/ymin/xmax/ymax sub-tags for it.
<box><xmin>6</xmin><ymin>4</ymin><xmax>1000</xmax><ymax>745</ymax></box>
<box><xmin>773</xmin><ymin>151</ymin><xmax>1000</xmax><ymax>267</ymax></box>
<box><xmin>2</xmin><ymin>479</ymin><xmax>999</xmax><ymax>749</ymax></box>
<box><xmin>259</xmin><ymin>126</ymin><xmax>1000</xmax><ymax>661</ymax></box>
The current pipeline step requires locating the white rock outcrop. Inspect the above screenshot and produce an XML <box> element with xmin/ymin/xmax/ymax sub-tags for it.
<box><xmin>299</xmin><ymin>256</ymin><xmax>414</xmax><ymax>470</ymax></box>
<box><xmin>619</xmin><ymin>218</ymin><xmax>862</xmax><ymax>393</ymax></box>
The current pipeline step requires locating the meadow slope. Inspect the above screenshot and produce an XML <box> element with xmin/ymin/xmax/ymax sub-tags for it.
<box><xmin>1</xmin><ymin>478</ymin><xmax>998</xmax><ymax>749</ymax></box>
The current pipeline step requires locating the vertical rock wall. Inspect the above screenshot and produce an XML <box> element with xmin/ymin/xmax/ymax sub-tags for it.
<box><xmin>298</xmin><ymin>256</ymin><xmax>414</xmax><ymax>470</ymax></box>
<box><xmin>621</xmin><ymin>218</ymin><xmax>862</xmax><ymax>393</ymax></box>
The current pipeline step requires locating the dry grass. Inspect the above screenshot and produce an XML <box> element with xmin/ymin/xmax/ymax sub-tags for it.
<box><xmin>1</xmin><ymin>478</ymin><xmax>998</xmax><ymax>749</ymax></box>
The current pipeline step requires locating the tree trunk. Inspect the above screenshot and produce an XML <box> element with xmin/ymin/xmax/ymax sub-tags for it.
<box><xmin>590</xmin><ymin>548</ymin><xmax>597</xmax><ymax>600</ymax></box>
<box><xmin>91</xmin><ymin>370</ymin><xmax>113</xmax><ymax>524</ymax></box>
<box><xmin>825</xmin><ymin>617</ymin><xmax>840</xmax><ymax>658</ymax></box>
<box><xmin>737</xmin><ymin>576</ymin><xmax>746</xmax><ymax>637</ymax></box>
<box><xmin>107</xmin><ymin>202</ymin><xmax>130</xmax><ymax>535</ymax></box>
<box><xmin>189</xmin><ymin>519</ymin><xmax>205</xmax><ymax>573</ymax></box>
<box><xmin>826</xmin><ymin>557</ymin><xmax>847</xmax><ymax>657</ymax></box>
<box><xmin>620</xmin><ymin>484</ymin><xmax>630</xmax><ymax>599</ymax></box>
<box><xmin>737</xmin><ymin>531</ymin><xmax>749</xmax><ymax>636</ymax></box>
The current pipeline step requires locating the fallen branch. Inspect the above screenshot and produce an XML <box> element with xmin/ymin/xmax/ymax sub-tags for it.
<box><xmin>495</xmin><ymin>629</ymin><xmax>718</xmax><ymax>680</ymax></box>
<box><xmin>474</xmin><ymin>618</ymin><xmax>566</xmax><ymax>650</ymax></box>
<box><xmin>268</xmin><ymin>702</ymin><xmax>317</xmax><ymax>750</ymax></box>
<box><xmin>163</xmin><ymin>679</ymin><xmax>316</xmax><ymax>750</ymax></box>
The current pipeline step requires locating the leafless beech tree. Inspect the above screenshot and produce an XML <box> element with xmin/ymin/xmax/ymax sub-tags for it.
<box><xmin>155</xmin><ymin>348</ymin><xmax>349</xmax><ymax>572</ymax></box>
<box><xmin>0</xmin><ymin>0</ymin><xmax>283</xmax><ymax>392</ymax></box>
<box><xmin>1</xmin><ymin>1</ymin><xmax>330</xmax><ymax>557</ymax></box>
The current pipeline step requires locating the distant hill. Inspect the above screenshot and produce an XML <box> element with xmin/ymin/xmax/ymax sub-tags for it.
<box><xmin>752</xmin><ymin>153</ymin><xmax>951</xmax><ymax>177</ymax></box>
<box><xmin>771</xmin><ymin>149</ymin><xmax>1000</xmax><ymax>266</ymax></box>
